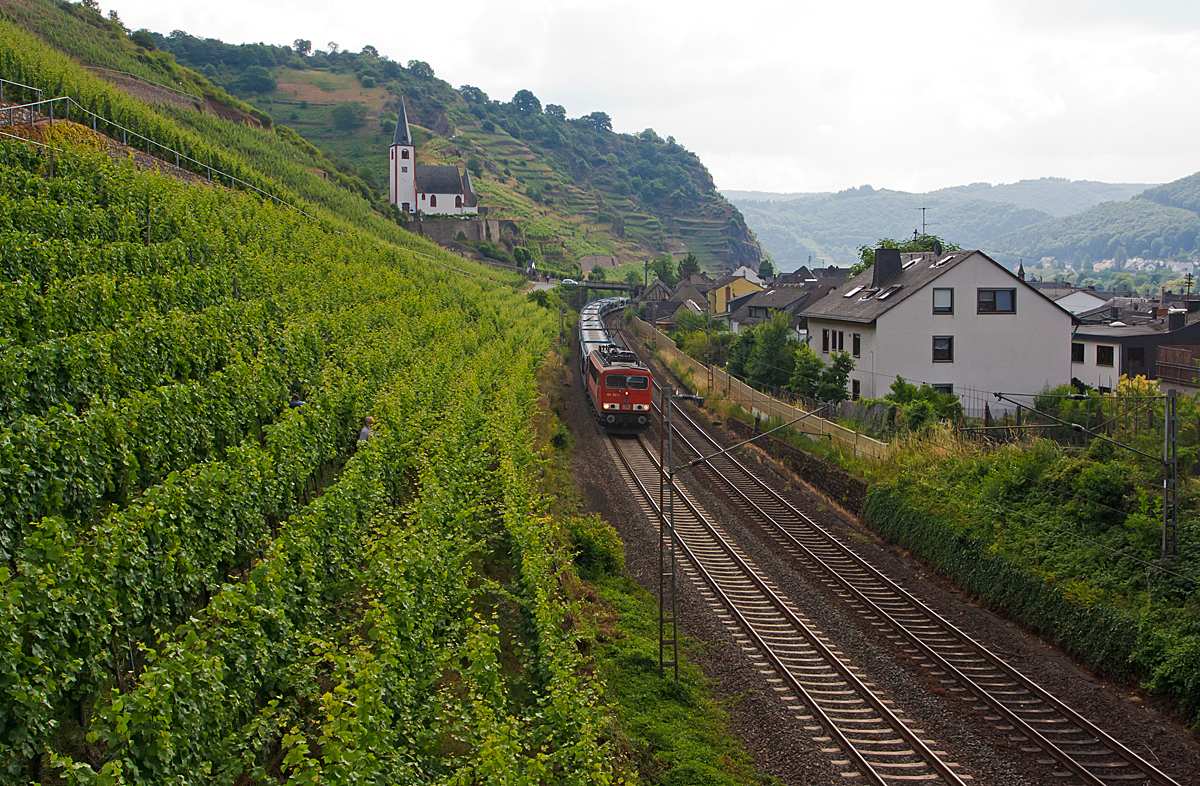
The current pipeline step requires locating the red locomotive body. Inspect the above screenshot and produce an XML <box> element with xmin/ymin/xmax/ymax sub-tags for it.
<box><xmin>584</xmin><ymin>345</ymin><xmax>652</xmax><ymax>432</ymax></box>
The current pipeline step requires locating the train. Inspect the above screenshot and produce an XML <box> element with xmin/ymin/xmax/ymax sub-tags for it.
<box><xmin>578</xmin><ymin>297</ymin><xmax>653</xmax><ymax>432</ymax></box>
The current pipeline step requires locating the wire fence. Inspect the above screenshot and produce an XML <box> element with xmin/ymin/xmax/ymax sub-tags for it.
<box><xmin>0</xmin><ymin>77</ymin><xmax>313</xmax><ymax>220</ymax></box>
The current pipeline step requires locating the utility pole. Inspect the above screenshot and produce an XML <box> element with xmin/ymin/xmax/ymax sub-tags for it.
<box><xmin>1164</xmin><ymin>388</ymin><xmax>1178</xmax><ymax>560</ymax></box>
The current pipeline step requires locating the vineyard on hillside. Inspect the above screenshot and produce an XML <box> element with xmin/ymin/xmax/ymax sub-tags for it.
<box><xmin>0</xmin><ymin>134</ymin><xmax>618</xmax><ymax>784</ymax></box>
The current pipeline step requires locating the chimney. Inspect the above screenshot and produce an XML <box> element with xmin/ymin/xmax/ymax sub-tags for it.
<box><xmin>1169</xmin><ymin>312</ymin><xmax>1186</xmax><ymax>331</ymax></box>
<box><xmin>872</xmin><ymin>247</ymin><xmax>903</xmax><ymax>288</ymax></box>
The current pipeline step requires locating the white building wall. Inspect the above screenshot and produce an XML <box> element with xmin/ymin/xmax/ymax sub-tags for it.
<box><xmin>809</xmin><ymin>254</ymin><xmax>1074</xmax><ymax>413</ymax></box>
<box><xmin>1071</xmin><ymin>338</ymin><xmax>1121</xmax><ymax>392</ymax></box>
<box><xmin>417</xmin><ymin>191</ymin><xmax>477</xmax><ymax>216</ymax></box>
<box><xmin>389</xmin><ymin>145</ymin><xmax>416</xmax><ymax>209</ymax></box>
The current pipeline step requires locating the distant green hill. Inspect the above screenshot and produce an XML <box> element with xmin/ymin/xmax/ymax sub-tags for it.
<box><xmin>147</xmin><ymin>30</ymin><xmax>760</xmax><ymax>271</ymax></box>
<box><xmin>988</xmin><ymin>197</ymin><xmax>1200</xmax><ymax>266</ymax></box>
<box><xmin>1140</xmin><ymin>171</ymin><xmax>1200</xmax><ymax>214</ymax></box>
<box><xmin>732</xmin><ymin>188</ymin><xmax>1052</xmax><ymax>269</ymax></box>
<box><xmin>728</xmin><ymin>177</ymin><xmax>1163</xmax><ymax>271</ymax></box>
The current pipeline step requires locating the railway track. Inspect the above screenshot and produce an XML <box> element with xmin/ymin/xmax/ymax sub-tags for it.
<box><xmin>647</xmin><ymin>386</ymin><xmax>1182</xmax><ymax>786</ymax></box>
<box><xmin>607</xmin><ymin>431</ymin><xmax>974</xmax><ymax>785</ymax></box>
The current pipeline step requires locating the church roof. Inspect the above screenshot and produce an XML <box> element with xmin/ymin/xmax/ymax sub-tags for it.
<box><xmin>415</xmin><ymin>166</ymin><xmax>479</xmax><ymax>206</ymax></box>
<box><xmin>391</xmin><ymin>98</ymin><xmax>413</xmax><ymax>146</ymax></box>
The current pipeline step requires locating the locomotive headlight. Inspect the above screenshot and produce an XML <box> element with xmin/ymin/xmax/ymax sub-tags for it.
<box><xmin>603</xmin><ymin>403</ymin><xmax>620</xmax><ymax>410</ymax></box>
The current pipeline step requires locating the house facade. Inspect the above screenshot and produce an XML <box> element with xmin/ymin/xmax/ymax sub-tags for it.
<box><xmin>708</xmin><ymin>274</ymin><xmax>764</xmax><ymax>315</ymax></box>
<box><xmin>1072</xmin><ymin>312</ymin><xmax>1200</xmax><ymax>391</ymax></box>
<box><xmin>802</xmin><ymin>249</ymin><xmax>1076</xmax><ymax>411</ymax></box>
<box><xmin>388</xmin><ymin>98</ymin><xmax>479</xmax><ymax>216</ymax></box>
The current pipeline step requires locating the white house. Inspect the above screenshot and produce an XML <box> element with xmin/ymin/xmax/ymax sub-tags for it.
<box><xmin>801</xmin><ymin>249</ymin><xmax>1077</xmax><ymax>414</ymax></box>
<box><xmin>388</xmin><ymin>98</ymin><xmax>479</xmax><ymax>216</ymax></box>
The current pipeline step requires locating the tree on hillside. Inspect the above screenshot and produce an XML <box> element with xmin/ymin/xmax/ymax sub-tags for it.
<box><xmin>625</xmin><ymin>269</ymin><xmax>642</xmax><ymax>285</ymax></box>
<box><xmin>459</xmin><ymin>85</ymin><xmax>488</xmax><ymax>103</ymax></box>
<box><xmin>580</xmin><ymin>111</ymin><xmax>612</xmax><ymax>132</ymax></box>
<box><xmin>241</xmin><ymin>65</ymin><xmax>275</xmax><ymax>94</ymax></box>
<box><xmin>545</xmin><ymin>103</ymin><xmax>566</xmax><ymax>120</ymax></box>
<box><xmin>293</xmin><ymin>39</ymin><xmax>311</xmax><ymax>56</ymax></box>
<box><xmin>131</xmin><ymin>29</ymin><xmax>155</xmax><ymax>50</ymax></box>
<box><xmin>361</xmin><ymin>44</ymin><xmax>378</xmax><ymax>58</ymax></box>
<box><xmin>758</xmin><ymin>258</ymin><xmax>775</xmax><ymax>278</ymax></box>
<box><xmin>678</xmin><ymin>253</ymin><xmax>700</xmax><ymax>278</ymax></box>
<box><xmin>650</xmin><ymin>254</ymin><xmax>678</xmax><ymax>286</ymax></box>
<box><xmin>326</xmin><ymin>41</ymin><xmax>339</xmax><ymax>54</ymax></box>
<box><xmin>512</xmin><ymin>90</ymin><xmax>542</xmax><ymax>115</ymax></box>
<box><xmin>588</xmin><ymin>266</ymin><xmax>607</xmax><ymax>281</ymax></box>
<box><xmin>407</xmin><ymin>60</ymin><xmax>434</xmax><ymax>78</ymax></box>
<box><xmin>332</xmin><ymin>101</ymin><xmax>368</xmax><ymax>131</ymax></box>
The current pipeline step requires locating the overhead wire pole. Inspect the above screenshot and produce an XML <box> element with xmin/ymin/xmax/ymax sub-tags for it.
<box><xmin>658</xmin><ymin>394</ymin><xmax>829</xmax><ymax>677</ymax></box>
<box><xmin>991</xmin><ymin>391</ymin><xmax>1178</xmax><ymax>562</ymax></box>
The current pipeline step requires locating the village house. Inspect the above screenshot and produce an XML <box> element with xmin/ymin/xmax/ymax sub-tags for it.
<box><xmin>800</xmin><ymin>248</ymin><xmax>1076</xmax><ymax>411</ymax></box>
<box><xmin>723</xmin><ymin>283</ymin><xmax>835</xmax><ymax>339</ymax></box>
<box><xmin>707</xmin><ymin>273</ymin><xmax>764</xmax><ymax>315</ymax></box>
<box><xmin>388</xmin><ymin>99</ymin><xmax>479</xmax><ymax>216</ymax></box>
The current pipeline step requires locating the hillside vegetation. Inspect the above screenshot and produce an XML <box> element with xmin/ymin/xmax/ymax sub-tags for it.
<box><xmin>145</xmin><ymin>28</ymin><xmax>761</xmax><ymax>271</ymax></box>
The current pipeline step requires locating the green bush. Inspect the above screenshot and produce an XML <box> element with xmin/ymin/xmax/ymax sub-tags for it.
<box><xmin>566</xmin><ymin>514</ymin><xmax>624</xmax><ymax>581</ymax></box>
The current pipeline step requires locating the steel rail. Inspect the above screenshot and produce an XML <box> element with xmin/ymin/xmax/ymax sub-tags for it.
<box><xmin>654</xmin><ymin>391</ymin><xmax>1180</xmax><ymax>786</ymax></box>
<box><xmin>609</xmin><ymin>431</ymin><xmax>970</xmax><ymax>785</ymax></box>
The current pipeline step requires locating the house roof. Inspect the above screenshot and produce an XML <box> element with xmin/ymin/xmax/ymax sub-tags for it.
<box><xmin>671</xmin><ymin>281</ymin><xmax>706</xmax><ymax>304</ymax></box>
<box><xmin>801</xmin><ymin>250</ymin><xmax>1077</xmax><ymax>325</ymax></box>
<box><xmin>391</xmin><ymin>98</ymin><xmax>413</xmax><ymax>146</ymax></box>
<box><xmin>745</xmin><ymin>283</ymin><xmax>826</xmax><ymax>309</ymax></box>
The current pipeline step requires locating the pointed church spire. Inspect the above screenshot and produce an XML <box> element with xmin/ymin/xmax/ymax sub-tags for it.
<box><xmin>1017</xmin><ymin>260</ymin><xmax>1025</xmax><ymax>281</ymax></box>
<box><xmin>391</xmin><ymin>97</ymin><xmax>413</xmax><ymax>147</ymax></box>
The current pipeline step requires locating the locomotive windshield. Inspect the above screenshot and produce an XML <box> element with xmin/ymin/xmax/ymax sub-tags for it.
<box><xmin>606</xmin><ymin>374</ymin><xmax>649</xmax><ymax>390</ymax></box>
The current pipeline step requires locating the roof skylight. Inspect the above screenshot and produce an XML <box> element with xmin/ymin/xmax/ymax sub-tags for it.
<box><xmin>843</xmin><ymin>286</ymin><xmax>864</xmax><ymax>298</ymax></box>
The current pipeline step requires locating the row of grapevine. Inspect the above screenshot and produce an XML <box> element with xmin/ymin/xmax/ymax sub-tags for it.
<box><xmin>1</xmin><ymin>133</ymin><xmax>615</xmax><ymax>783</ymax></box>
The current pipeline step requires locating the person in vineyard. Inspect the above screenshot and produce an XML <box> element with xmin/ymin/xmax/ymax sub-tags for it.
<box><xmin>358</xmin><ymin>416</ymin><xmax>374</xmax><ymax>444</ymax></box>
<box><xmin>289</xmin><ymin>393</ymin><xmax>306</xmax><ymax>408</ymax></box>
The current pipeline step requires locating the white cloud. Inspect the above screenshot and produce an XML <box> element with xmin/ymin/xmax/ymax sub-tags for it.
<box><xmin>106</xmin><ymin>0</ymin><xmax>1200</xmax><ymax>192</ymax></box>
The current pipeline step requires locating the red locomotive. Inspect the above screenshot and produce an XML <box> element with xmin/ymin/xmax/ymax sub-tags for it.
<box><xmin>578</xmin><ymin>298</ymin><xmax>653</xmax><ymax>432</ymax></box>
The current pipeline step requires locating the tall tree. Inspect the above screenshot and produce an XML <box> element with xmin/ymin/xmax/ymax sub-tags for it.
<box><xmin>511</xmin><ymin>89</ymin><xmax>542</xmax><ymax>115</ymax></box>
<box><xmin>678</xmin><ymin>253</ymin><xmax>700</xmax><ymax>278</ymax></box>
<box><xmin>746</xmin><ymin>312</ymin><xmax>798</xmax><ymax>391</ymax></box>
<box><xmin>758</xmin><ymin>258</ymin><xmax>775</xmax><ymax>278</ymax></box>
<box><xmin>292</xmin><ymin>38</ymin><xmax>311</xmax><ymax>56</ymax></box>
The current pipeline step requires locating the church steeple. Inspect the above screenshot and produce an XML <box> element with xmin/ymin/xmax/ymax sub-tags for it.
<box><xmin>1017</xmin><ymin>260</ymin><xmax>1025</xmax><ymax>281</ymax></box>
<box><xmin>389</xmin><ymin>96</ymin><xmax>416</xmax><ymax>210</ymax></box>
<box><xmin>391</xmin><ymin>97</ymin><xmax>413</xmax><ymax>146</ymax></box>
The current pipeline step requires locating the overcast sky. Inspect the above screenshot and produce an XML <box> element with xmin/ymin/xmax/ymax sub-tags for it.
<box><xmin>106</xmin><ymin>0</ymin><xmax>1200</xmax><ymax>194</ymax></box>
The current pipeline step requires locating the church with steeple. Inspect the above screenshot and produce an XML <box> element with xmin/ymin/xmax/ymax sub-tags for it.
<box><xmin>388</xmin><ymin>98</ymin><xmax>479</xmax><ymax>216</ymax></box>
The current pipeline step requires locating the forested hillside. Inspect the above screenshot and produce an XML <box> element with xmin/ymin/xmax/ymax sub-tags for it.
<box><xmin>988</xmin><ymin>197</ymin><xmax>1200</xmax><ymax>266</ymax></box>
<box><xmin>143</xmin><ymin>27</ymin><xmax>761</xmax><ymax>270</ymax></box>
<box><xmin>733</xmin><ymin>188</ymin><xmax>1052</xmax><ymax>269</ymax></box>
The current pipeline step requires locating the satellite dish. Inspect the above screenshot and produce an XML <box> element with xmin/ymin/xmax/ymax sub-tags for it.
<box><xmin>933</xmin><ymin>240</ymin><xmax>943</xmax><ymax>257</ymax></box>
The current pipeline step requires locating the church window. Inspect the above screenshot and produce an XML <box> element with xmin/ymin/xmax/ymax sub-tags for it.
<box><xmin>455</xmin><ymin>195</ymin><xmax>462</xmax><ymax>208</ymax></box>
<box><xmin>420</xmin><ymin>194</ymin><xmax>425</xmax><ymax>201</ymax></box>
<box><xmin>401</xmin><ymin>149</ymin><xmax>410</xmax><ymax>159</ymax></box>
<box><xmin>430</xmin><ymin>195</ymin><xmax>437</xmax><ymax>207</ymax></box>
